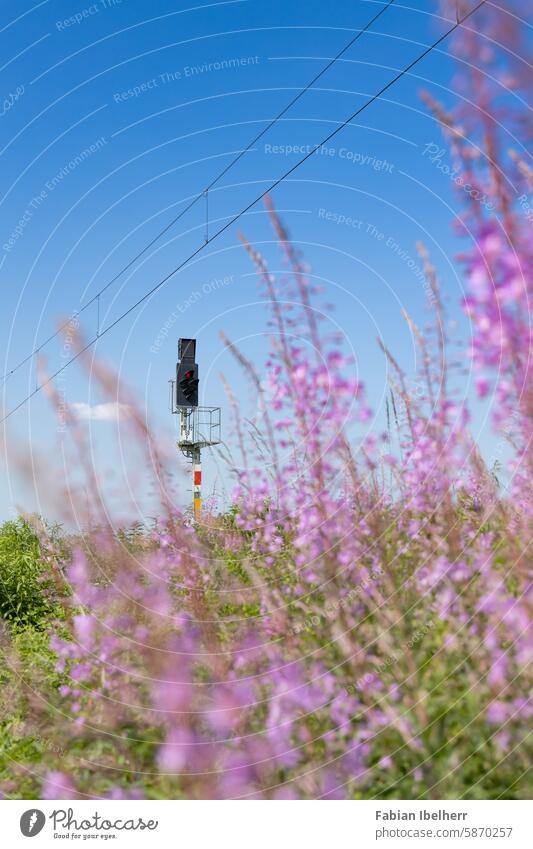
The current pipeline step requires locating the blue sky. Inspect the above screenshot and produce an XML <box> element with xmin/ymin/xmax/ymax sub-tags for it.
<box><xmin>0</xmin><ymin>0</ymin><xmax>506</xmax><ymax>520</ymax></box>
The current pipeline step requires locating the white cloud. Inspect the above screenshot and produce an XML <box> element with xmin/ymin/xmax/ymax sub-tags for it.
<box><xmin>71</xmin><ymin>402</ymin><xmax>132</xmax><ymax>422</ymax></box>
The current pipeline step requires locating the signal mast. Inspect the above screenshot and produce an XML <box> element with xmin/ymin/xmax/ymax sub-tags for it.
<box><xmin>169</xmin><ymin>338</ymin><xmax>221</xmax><ymax>519</ymax></box>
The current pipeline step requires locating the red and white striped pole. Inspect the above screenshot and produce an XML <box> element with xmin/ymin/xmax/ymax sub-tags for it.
<box><xmin>193</xmin><ymin>448</ymin><xmax>201</xmax><ymax>519</ymax></box>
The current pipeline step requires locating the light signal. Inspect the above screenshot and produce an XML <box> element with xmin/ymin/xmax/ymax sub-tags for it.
<box><xmin>178</xmin><ymin>364</ymin><xmax>199</xmax><ymax>405</ymax></box>
<box><xmin>176</xmin><ymin>338</ymin><xmax>199</xmax><ymax>407</ymax></box>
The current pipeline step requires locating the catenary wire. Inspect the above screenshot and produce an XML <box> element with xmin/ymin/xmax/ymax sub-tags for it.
<box><xmin>0</xmin><ymin>0</ymin><xmax>397</xmax><ymax>386</ymax></box>
<box><xmin>1</xmin><ymin>0</ymin><xmax>486</xmax><ymax>425</ymax></box>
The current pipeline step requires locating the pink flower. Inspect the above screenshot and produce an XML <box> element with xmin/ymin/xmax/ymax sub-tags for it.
<box><xmin>476</xmin><ymin>377</ymin><xmax>490</xmax><ymax>398</ymax></box>
<box><xmin>157</xmin><ymin>727</ymin><xmax>195</xmax><ymax>773</ymax></box>
<box><xmin>42</xmin><ymin>771</ymin><xmax>76</xmax><ymax>800</ymax></box>
<box><xmin>487</xmin><ymin>701</ymin><xmax>509</xmax><ymax>725</ymax></box>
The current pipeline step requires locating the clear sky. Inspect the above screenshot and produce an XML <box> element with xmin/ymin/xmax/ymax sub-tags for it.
<box><xmin>0</xmin><ymin>0</ymin><xmax>509</xmax><ymax>521</ymax></box>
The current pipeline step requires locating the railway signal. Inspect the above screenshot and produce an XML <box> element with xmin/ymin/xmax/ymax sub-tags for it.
<box><xmin>170</xmin><ymin>338</ymin><xmax>221</xmax><ymax>520</ymax></box>
<box><xmin>177</xmin><ymin>364</ymin><xmax>199</xmax><ymax>405</ymax></box>
<box><xmin>176</xmin><ymin>338</ymin><xmax>199</xmax><ymax>407</ymax></box>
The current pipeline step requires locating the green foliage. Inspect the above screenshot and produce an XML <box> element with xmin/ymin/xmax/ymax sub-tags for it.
<box><xmin>0</xmin><ymin>519</ymin><xmax>59</xmax><ymax>629</ymax></box>
<box><xmin>0</xmin><ymin>625</ymin><xmax>68</xmax><ymax>799</ymax></box>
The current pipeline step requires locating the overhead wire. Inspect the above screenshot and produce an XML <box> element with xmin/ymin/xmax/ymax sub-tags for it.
<box><xmin>0</xmin><ymin>0</ymin><xmax>397</xmax><ymax>387</ymax></box>
<box><xmin>1</xmin><ymin>0</ymin><xmax>486</xmax><ymax>425</ymax></box>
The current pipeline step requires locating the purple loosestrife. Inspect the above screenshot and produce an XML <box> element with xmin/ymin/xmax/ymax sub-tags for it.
<box><xmin>2</xmin><ymin>2</ymin><xmax>531</xmax><ymax>801</ymax></box>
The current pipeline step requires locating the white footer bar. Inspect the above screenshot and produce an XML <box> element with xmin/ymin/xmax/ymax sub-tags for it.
<box><xmin>4</xmin><ymin>799</ymin><xmax>532</xmax><ymax>847</ymax></box>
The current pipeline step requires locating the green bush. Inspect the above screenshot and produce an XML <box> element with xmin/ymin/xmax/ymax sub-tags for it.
<box><xmin>0</xmin><ymin>519</ymin><xmax>57</xmax><ymax>629</ymax></box>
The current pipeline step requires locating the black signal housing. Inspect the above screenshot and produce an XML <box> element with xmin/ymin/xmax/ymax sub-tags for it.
<box><xmin>176</xmin><ymin>338</ymin><xmax>199</xmax><ymax>407</ymax></box>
